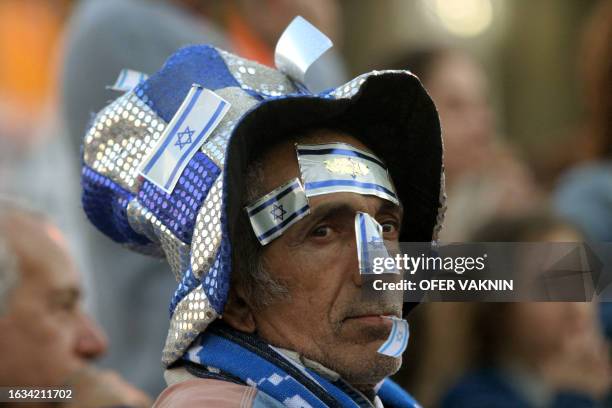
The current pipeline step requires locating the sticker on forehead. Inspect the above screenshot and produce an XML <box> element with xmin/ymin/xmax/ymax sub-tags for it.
<box><xmin>245</xmin><ymin>178</ymin><xmax>310</xmax><ymax>245</ymax></box>
<box><xmin>355</xmin><ymin>212</ymin><xmax>399</xmax><ymax>275</ymax></box>
<box><xmin>377</xmin><ymin>317</ymin><xmax>410</xmax><ymax>357</ymax></box>
<box><xmin>296</xmin><ymin>142</ymin><xmax>399</xmax><ymax>205</ymax></box>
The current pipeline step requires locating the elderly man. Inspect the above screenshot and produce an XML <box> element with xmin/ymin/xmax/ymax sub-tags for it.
<box><xmin>0</xmin><ymin>200</ymin><xmax>150</xmax><ymax>407</ymax></box>
<box><xmin>80</xmin><ymin>19</ymin><xmax>444</xmax><ymax>407</ymax></box>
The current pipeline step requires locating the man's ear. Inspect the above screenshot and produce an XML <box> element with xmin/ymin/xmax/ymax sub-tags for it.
<box><xmin>221</xmin><ymin>286</ymin><xmax>256</xmax><ymax>333</ymax></box>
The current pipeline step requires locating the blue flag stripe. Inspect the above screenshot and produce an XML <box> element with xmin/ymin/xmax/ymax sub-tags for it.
<box><xmin>163</xmin><ymin>99</ymin><xmax>227</xmax><ymax>190</ymax></box>
<box><xmin>257</xmin><ymin>204</ymin><xmax>310</xmax><ymax>241</ymax></box>
<box><xmin>305</xmin><ymin>180</ymin><xmax>397</xmax><ymax>199</ymax></box>
<box><xmin>296</xmin><ymin>147</ymin><xmax>387</xmax><ymax>169</ymax></box>
<box><xmin>359</xmin><ymin>213</ymin><xmax>369</xmax><ymax>273</ymax></box>
<box><xmin>117</xmin><ymin>69</ymin><xmax>128</xmax><ymax>88</ymax></box>
<box><xmin>246</xmin><ymin>181</ymin><xmax>301</xmax><ymax>217</ymax></box>
<box><xmin>379</xmin><ymin>319</ymin><xmax>399</xmax><ymax>353</ymax></box>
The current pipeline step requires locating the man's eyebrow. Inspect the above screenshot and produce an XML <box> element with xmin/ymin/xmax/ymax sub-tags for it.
<box><xmin>305</xmin><ymin>199</ymin><xmax>403</xmax><ymax>224</ymax></box>
<box><xmin>308</xmin><ymin>202</ymin><xmax>358</xmax><ymax>222</ymax></box>
<box><xmin>378</xmin><ymin>200</ymin><xmax>403</xmax><ymax>218</ymax></box>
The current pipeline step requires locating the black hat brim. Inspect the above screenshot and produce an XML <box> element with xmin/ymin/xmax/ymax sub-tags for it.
<box><xmin>226</xmin><ymin>71</ymin><xmax>443</xmax><ymax>245</ymax></box>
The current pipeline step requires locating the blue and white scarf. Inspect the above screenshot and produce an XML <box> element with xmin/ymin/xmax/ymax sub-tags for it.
<box><xmin>181</xmin><ymin>323</ymin><xmax>420</xmax><ymax>408</ymax></box>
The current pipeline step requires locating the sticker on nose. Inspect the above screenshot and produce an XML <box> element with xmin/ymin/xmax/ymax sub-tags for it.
<box><xmin>355</xmin><ymin>212</ymin><xmax>398</xmax><ymax>275</ymax></box>
<box><xmin>377</xmin><ymin>317</ymin><xmax>409</xmax><ymax>358</ymax></box>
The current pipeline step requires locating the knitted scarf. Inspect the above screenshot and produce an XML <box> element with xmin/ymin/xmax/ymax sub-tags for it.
<box><xmin>181</xmin><ymin>324</ymin><xmax>420</xmax><ymax>408</ymax></box>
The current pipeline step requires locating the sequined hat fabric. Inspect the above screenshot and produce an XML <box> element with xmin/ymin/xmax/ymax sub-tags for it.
<box><xmin>81</xmin><ymin>45</ymin><xmax>445</xmax><ymax>366</ymax></box>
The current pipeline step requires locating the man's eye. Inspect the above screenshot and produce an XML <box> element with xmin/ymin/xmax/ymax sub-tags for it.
<box><xmin>59</xmin><ymin>301</ymin><xmax>77</xmax><ymax>312</ymax></box>
<box><xmin>52</xmin><ymin>298</ymin><xmax>77</xmax><ymax>312</ymax></box>
<box><xmin>381</xmin><ymin>222</ymin><xmax>399</xmax><ymax>234</ymax></box>
<box><xmin>312</xmin><ymin>225</ymin><xmax>332</xmax><ymax>238</ymax></box>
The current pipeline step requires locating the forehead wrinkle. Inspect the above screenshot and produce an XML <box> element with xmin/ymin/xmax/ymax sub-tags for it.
<box><xmin>309</xmin><ymin>195</ymin><xmax>401</xmax><ymax>220</ymax></box>
<box><xmin>378</xmin><ymin>199</ymin><xmax>403</xmax><ymax>217</ymax></box>
<box><xmin>309</xmin><ymin>201</ymin><xmax>357</xmax><ymax>221</ymax></box>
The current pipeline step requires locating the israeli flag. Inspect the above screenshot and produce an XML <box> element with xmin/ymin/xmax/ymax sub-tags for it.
<box><xmin>355</xmin><ymin>212</ymin><xmax>397</xmax><ymax>275</ymax></box>
<box><xmin>296</xmin><ymin>143</ymin><xmax>399</xmax><ymax>206</ymax></box>
<box><xmin>274</xmin><ymin>16</ymin><xmax>333</xmax><ymax>87</ymax></box>
<box><xmin>140</xmin><ymin>84</ymin><xmax>230</xmax><ymax>193</ymax></box>
<box><xmin>246</xmin><ymin>178</ymin><xmax>310</xmax><ymax>245</ymax></box>
<box><xmin>377</xmin><ymin>317</ymin><xmax>410</xmax><ymax>358</ymax></box>
<box><xmin>109</xmin><ymin>68</ymin><xmax>148</xmax><ymax>92</ymax></box>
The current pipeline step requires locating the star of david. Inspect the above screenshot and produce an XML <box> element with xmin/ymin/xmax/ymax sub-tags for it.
<box><xmin>270</xmin><ymin>204</ymin><xmax>287</xmax><ymax>222</ymax></box>
<box><xmin>175</xmin><ymin>126</ymin><xmax>195</xmax><ymax>150</ymax></box>
<box><xmin>396</xmin><ymin>329</ymin><xmax>404</xmax><ymax>341</ymax></box>
<box><xmin>368</xmin><ymin>237</ymin><xmax>385</xmax><ymax>250</ymax></box>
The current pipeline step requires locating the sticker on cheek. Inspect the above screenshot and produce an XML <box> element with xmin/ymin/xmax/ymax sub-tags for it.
<box><xmin>377</xmin><ymin>317</ymin><xmax>409</xmax><ymax>358</ymax></box>
<box><xmin>245</xmin><ymin>178</ymin><xmax>310</xmax><ymax>245</ymax></box>
<box><xmin>355</xmin><ymin>212</ymin><xmax>398</xmax><ymax>275</ymax></box>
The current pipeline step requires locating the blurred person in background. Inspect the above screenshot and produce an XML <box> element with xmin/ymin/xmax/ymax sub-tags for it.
<box><xmin>62</xmin><ymin>0</ymin><xmax>346</xmax><ymax>153</ymax></box>
<box><xmin>0</xmin><ymin>198</ymin><xmax>150</xmax><ymax>408</ymax></box>
<box><xmin>386</xmin><ymin>49</ymin><xmax>542</xmax><ymax>242</ymax></box>
<box><xmin>392</xmin><ymin>299</ymin><xmax>475</xmax><ymax>407</ymax></box>
<box><xmin>0</xmin><ymin>0</ymin><xmax>70</xmax><ymax>150</ymax></box>
<box><xmin>60</xmin><ymin>0</ymin><xmax>347</xmax><ymax>395</ymax></box>
<box><xmin>0</xmin><ymin>0</ymin><xmax>97</xmax><ymax>352</ymax></box>
<box><xmin>60</xmin><ymin>0</ymin><xmax>226</xmax><ymax>395</ymax></box>
<box><xmin>553</xmin><ymin>0</ymin><xmax>612</xmax><ymax>345</ymax></box>
<box><xmin>441</xmin><ymin>211</ymin><xmax>610</xmax><ymax>408</ymax></box>
<box><xmin>387</xmin><ymin>48</ymin><xmax>543</xmax><ymax>405</ymax></box>
<box><xmin>554</xmin><ymin>0</ymin><xmax>612</xmax><ymax>243</ymax></box>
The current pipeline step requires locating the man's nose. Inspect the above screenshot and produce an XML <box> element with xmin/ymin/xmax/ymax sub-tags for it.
<box><xmin>75</xmin><ymin>313</ymin><xmax>108</xmax><ymax>360</ymax></box>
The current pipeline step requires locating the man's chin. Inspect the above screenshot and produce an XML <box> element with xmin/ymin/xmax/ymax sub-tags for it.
<box><xmin>332</xmin><ymin>346</ymin><xmax>402</xmax><ymax>387</ymax></box>
<box><xmin>328</xmin><ymin>328</ymin><xmax>403</xmax><ymax>385</ymax></box>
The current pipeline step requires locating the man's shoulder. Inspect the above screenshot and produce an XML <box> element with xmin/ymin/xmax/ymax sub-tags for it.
<box><xmin>153</xmin><ymin>378</ymin><xmax>284</xmax><ymax>408</ymax></box>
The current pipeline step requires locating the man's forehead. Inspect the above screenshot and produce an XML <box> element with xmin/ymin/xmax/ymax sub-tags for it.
<box><xmin>307</xmin><ymin>193</ymin><xmax>403</xmax><ymax>217</ymax></box>
<box><xmin>244</xmin><ymin>129</ymin><xmax>402</xmax><ymax>245</ymax></box>
<box><xmin>259</xmin><ymin>130</ymin><xmax>372</xmax><ymax>190</ymax></box>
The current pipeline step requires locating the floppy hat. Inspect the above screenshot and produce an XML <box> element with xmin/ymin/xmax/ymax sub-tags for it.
<box><xmin>81</xmin><ymin>18</ymin><xmax>445</xmax><ymax>365</ymax></box>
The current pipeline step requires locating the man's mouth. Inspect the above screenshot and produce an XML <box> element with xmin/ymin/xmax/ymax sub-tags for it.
<box><xmin>343</xmin><ymin>311</ymin><xmax>400</xmax><ymax>325</ymax></box>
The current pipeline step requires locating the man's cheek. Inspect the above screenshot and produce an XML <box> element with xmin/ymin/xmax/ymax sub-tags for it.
<box><xmin>291</xmin><ymin>249</ymin><xmax>344</xmax><ymax>291</ymax></box>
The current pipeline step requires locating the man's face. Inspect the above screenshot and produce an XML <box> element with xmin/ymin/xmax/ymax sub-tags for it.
<box><xmin>509</xmin><ymin>226</ymin><xmax>599</xmax><ymax>362</ymax></box>
<box><xmin>245</xmin><ymin>131</ymin><xmax>404</xmax><ymax>387</ymax></box>
<box><xmin>0</xmin><ymin>214</ymin><xmax>107</xmax><ymax>387</ymax></box>
<box><xmin>424</xmin><ymin>52</ymin><xmax>493</xmax><ymax>182</ymax></box>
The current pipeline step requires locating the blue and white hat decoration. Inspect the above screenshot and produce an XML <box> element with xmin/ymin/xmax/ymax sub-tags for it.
<box><xmin>81</xmin><ymin>17</ymin><xmax>446</xmax><ymax>365</ymax></box>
